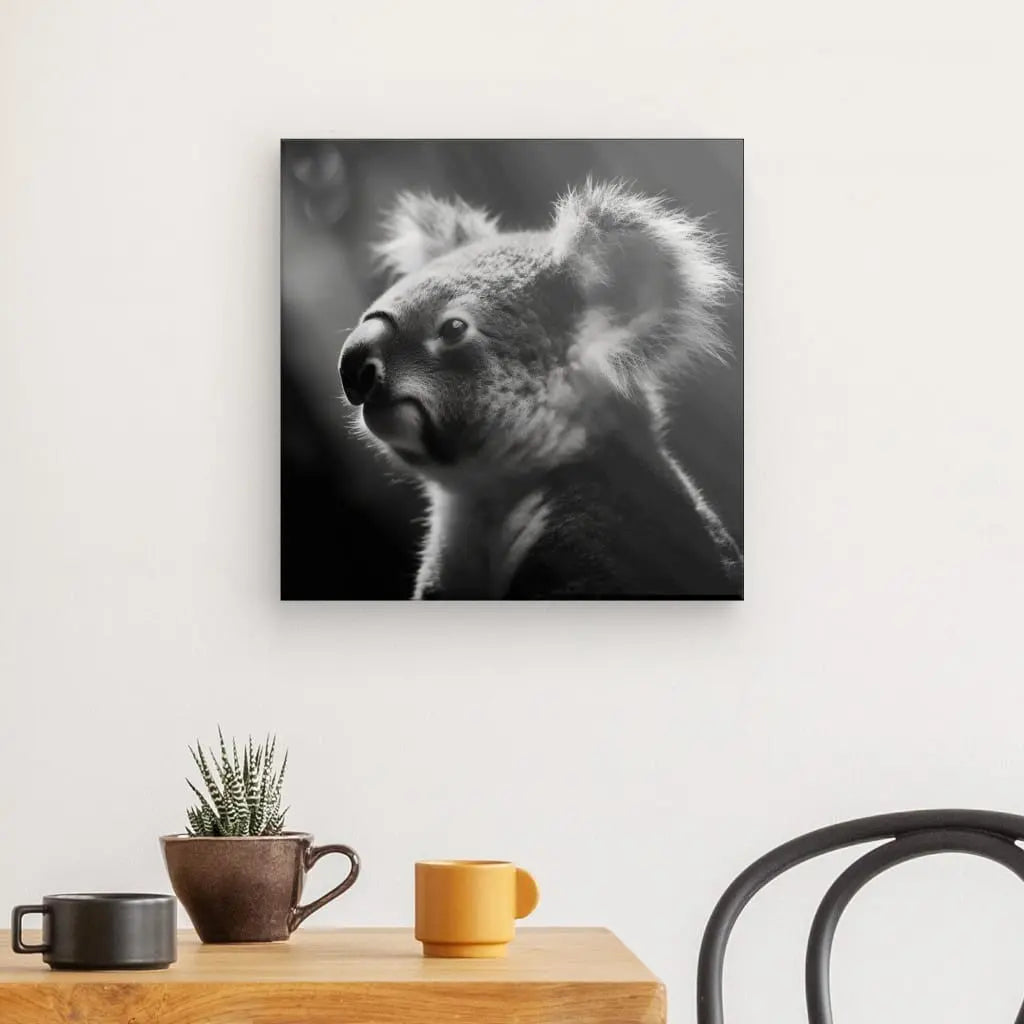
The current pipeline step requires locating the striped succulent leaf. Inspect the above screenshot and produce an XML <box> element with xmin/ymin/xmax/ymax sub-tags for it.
<box><xmin>191</xmin><ymin>742</ymin><xmax>230</xmax><ymax>826</ymax></box>
<box><xmin>211</xmin><ymin>752</ymin><xmax>241</xmax><ymax>834</ymax></box>
<box><xmin>200</xmin><ymin>802</ymin><xmax>218</xmax><ymax>836</ymax></box>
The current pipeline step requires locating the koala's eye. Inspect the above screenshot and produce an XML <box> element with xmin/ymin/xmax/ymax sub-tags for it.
<box><xmin>437</xmin><ymin>318</ymin><xmax>469</xmax><ymax>344</ymax></box>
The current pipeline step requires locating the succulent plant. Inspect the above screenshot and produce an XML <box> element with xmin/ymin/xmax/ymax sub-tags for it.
<box><xmin>185</xmin><ymin>729</ymin><xmax>289</xmax><ymax>837</ymax></box>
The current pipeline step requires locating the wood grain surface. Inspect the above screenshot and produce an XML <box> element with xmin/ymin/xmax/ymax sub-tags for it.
<box><xmin>0</xmin><ymin>926</ymin><xmax>666</xmax><ymax>1023</ymax></box>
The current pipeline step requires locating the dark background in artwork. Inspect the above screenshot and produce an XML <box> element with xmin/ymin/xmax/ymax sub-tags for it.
<box><xmin>281</xmin><ymin>140</ymin><xmax>743</xmax><ymax>599</ymax></box>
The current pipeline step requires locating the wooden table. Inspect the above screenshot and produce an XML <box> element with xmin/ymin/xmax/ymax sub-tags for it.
<box><xmin>0</xmin><ymin>927</ymin><xmax>666</xmax><ymax>1023</ymax></box>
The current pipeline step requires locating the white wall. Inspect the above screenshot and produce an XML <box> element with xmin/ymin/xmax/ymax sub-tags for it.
<box><xmin>2</xmin><ymin>1</ymin><xmax>1023</xmax><ymax>1020</ymax></box>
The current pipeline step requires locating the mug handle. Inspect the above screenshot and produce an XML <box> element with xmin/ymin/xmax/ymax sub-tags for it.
<box><xmin>11</xmin><ymin>905</ymin><xmax>49</xmax><ymax>954</ymax></box>
<box><xmin>288</xmin><ymin>843</ymin><xmax>360</xmax><ymax>933</ymax></box>
<box><xmin>515</xmin><ymin>868</ymin><xmax>540</xmax><ymax>919</ymax></box>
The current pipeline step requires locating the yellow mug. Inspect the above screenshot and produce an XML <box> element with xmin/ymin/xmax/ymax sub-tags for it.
<box><xmin>415</xmin><ymin>860</ymin><xmax>540</xmax><ymax>958</ymax></box>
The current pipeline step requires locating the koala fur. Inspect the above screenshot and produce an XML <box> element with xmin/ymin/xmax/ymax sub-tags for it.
<box><xmin>339</xmin><ymin>180</ymin><xmax>742</xmax><ymax>598</ymax></box>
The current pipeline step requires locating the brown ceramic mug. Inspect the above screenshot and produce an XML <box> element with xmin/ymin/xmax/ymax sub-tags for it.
<box><xmin>161</xmin><ymin>833</ymin><xmax>359</xmax><ymax>943</ymax></box>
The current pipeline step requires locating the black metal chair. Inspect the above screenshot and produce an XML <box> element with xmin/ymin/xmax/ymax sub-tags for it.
<box><xmin>697</xmin><ymin>809</ymin><xmax>1024</xmax><ymax>1023</ymax></box>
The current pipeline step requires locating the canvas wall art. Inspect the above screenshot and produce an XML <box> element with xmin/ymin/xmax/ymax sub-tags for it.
<box><xmin>281</xmin><ymin>140</ymin><xmax>743</xmax><ymax>599</ymax></box>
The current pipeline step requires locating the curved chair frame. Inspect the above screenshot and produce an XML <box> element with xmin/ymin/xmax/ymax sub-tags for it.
<box><xmin>696</xmin><ymin>809</ymin><xmax>1024</xmax><ymax>1024</ymax></box>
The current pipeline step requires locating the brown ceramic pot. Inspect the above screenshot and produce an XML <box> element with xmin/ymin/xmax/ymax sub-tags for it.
<box><xmin>160</xmin><ymin>832</ymin><xmax>359</xmax><ymax>943</ymax></box>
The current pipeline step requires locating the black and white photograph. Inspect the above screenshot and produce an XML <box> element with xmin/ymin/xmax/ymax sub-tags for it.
<box><xmin>281</xmin><ymin>140</ymin><xmax>743</xmax><ymax>599</ymax></box>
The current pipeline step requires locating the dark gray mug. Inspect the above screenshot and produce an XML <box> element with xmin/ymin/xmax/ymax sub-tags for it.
<box><xmin>11</xmin><ymin>893</ymin><xmax>176</xmax><ymax>970</ymax></box>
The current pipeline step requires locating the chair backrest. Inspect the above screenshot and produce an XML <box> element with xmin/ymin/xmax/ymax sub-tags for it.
<box><xmin>696</xmin><ymin>809</ymin><xmax>1024</xmax><ymax>1024</ymax></box>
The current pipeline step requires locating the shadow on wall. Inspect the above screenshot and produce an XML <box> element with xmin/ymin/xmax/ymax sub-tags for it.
<box><xmin>281</xmin><ymin>140</ymin><xmax>743</xmax><ymax>599</ymax></box>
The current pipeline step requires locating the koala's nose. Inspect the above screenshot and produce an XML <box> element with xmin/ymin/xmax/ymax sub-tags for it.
<box><xmin>339</xmin><ymin>316</ymin><xmax>395</xmax><ymax>405</ymax></box>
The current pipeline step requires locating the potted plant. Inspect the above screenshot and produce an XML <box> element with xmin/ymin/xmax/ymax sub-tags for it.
<box><xmin>161</xmin><ymin>730</ymin><xmax>360</xmax><ymax>943</ymax></box>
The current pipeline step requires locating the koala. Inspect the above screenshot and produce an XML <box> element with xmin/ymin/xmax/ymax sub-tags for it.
<box><xmin>338</xmin><ymin>180</ymin><xmax>742</xmax><ymax>598</ymax></box>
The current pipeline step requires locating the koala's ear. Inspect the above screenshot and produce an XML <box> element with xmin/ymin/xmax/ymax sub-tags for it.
<box><xmin>551</xmin><ymin>180</ymin><xmax>734</xmax><ymax>387</ymax></box>
<box><xmin>373</xmin><ymin>192</ymin><xmax>500</xmax><ymax>279</ymax></box>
